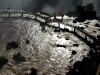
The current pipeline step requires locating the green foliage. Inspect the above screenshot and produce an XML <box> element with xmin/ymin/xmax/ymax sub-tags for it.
<box><xmin>75</xmin><ymin>2</ymin><xmax>97</xmax><ymax>19</ymax></box>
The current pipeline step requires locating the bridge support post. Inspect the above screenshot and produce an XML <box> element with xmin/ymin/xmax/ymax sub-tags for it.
<box><xmin>58</xmin><ymin>22</ymin><xmax>60</xmax><ymax>31</ymax></box>
<box><xmin>74</xmin><ymin>28</ymin><xmax>75</xmax><ymax>33</ymax></box>
<box><xmin>35</xmin><ymin>15</ymin><xmax>37</xmax><ymax>19</ymax></box>
<box><xmin>62</xmin><ymin>16</ymin><xmax>63</xmax><ymax>21</ymax></box>
<box><xmin>8</xmin><ymin>11</ymin><xmax>10</xmax><ymax>17</ymax></box>
<box><xmin>54</xmin><ymin>12</ymin><xmax>56</xmax><ymax>20</ymax></box>
<box><xmin>21</xmin><ymin>12</ymin><xmax>23</xmax><ymax>17</ymax></box>
<box><xmin>49</xmin><ymin>16</ymin><xmax>51</xmax><ymax>22</ymax></box>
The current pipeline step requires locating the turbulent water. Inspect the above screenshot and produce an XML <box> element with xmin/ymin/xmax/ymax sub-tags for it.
<box><xmin>0</xmin><ymin>17</ymin><xmax>91</xmax><ymax>75</ymax></box>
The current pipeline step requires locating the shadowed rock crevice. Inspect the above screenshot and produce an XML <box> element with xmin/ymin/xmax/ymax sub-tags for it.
<box><xmin>6</xmin><ymin>42</ymin><xmax>18</xmax><ymax>51</ymax></box>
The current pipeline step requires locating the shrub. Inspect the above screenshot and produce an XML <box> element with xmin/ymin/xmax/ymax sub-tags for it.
<box><xmin>74</xmin><ymin>2</ymin><xmax>97</xmax><ymax>19</ymax></box>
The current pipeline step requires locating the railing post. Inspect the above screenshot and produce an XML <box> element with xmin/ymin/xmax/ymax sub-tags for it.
<box><xmin>54</xmin><ymin>12</ymin><xmax>56</xmax><ymax>20</ymax></box>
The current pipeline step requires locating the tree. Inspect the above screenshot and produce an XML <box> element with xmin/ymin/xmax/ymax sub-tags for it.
<box><xmin>75</xmin><ymin>2</ymin><xmax>97</xmax><ymax>19</ymax></box>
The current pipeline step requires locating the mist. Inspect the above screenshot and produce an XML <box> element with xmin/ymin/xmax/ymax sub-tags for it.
<box><xmin>0</xmin><ymin>0</ymin><xmax>100</xmax><ymax>16</ymax></box>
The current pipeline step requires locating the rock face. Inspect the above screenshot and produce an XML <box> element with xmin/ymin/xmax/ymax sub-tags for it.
<box><xmin>0</xmin><ymin>13</ymin><xmax>99</xmax><ymax>75</ymax></box>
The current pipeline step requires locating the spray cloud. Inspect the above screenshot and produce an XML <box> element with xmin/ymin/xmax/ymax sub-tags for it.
<box><xmin>0</xmin><ymin>0</ymin><xmax>100</xmax><ymax>16</ymax></box>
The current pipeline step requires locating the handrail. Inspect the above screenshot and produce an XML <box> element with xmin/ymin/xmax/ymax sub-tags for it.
<box><xmin>0</xmin><ymin>10</ymin><xmax>97</xmax><ymax>48</ymax></box>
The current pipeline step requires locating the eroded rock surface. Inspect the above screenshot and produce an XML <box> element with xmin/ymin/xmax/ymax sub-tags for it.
<box><xmin>0</xmin><ymin>15</ymin><xmax>93</xmax><ymax>75</ymax></box>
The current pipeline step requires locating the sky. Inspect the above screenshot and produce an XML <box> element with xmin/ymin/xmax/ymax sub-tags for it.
<box><xmin>0</xmin><ymin>0</ymin><xmax>100</xmax><ymax>16</ymax></box>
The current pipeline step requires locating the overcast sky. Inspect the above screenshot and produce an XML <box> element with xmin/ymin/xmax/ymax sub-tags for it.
<box><xmin>0</xmin><ymin>0</ymin><xmax>100</xmax><ymax>16</ymax></box>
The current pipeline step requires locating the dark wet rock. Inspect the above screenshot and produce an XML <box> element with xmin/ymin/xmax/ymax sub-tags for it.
<box><xmin>79</xmin><ymin>27</ymin><xmax>84</xmax><ymax>30</ymax></box>
<box><xmin>6</xmin><ymin>42</ymin><xmax>18</xmax><ymax>51</ymax></box>
<box><xmin>73</xmin><ymin>20</ymin><xmax>77</xmax><ymax>23</ymax></box>
<box><xmin>93</xmin><ymin>31</ymin><xmax>96</xmax><ymax>33</ymax></box>
<box><xmin>73</xmin><ymin>44</ymin><xmax>79</xmax><ymax>47</ymax></box>
<box><xmin>30</xmin><ymin>68</ymin><xmax>37</xmax><ymax>75</ymax></box>
<box><xmin>26</xmin><ymin>40</ymin><xmax>30</xmax><ymax>44</ymax></box>
<box><xmin>85</xmin><ymin>25</ymin><xmax>88</xmax><ymax>27</ymax></box>
<box><xmin>65</xmin><ymin>38</ymin><xmax>69</xmax><ymax>40</ymax></box>
<box><xmin>95</xmin><ymin>23</ymin><xmax>100</xmax><ymax>27</ymax></box>
<box><xmin>73</xmin><ymin>18</ymin><xmax>85</xmax><ymax>22</ymax></box>
<box><xmin>97</xmin><ymin>35</ymin><xmax>100</xmax><ymax>40</ymax></box>
<box><xmin>55</xmin><ymin>44</ymin><xmax>66</xmax><ymax>48</ymax></box>
<box><xmin>0</xmin><ymin>56</ymin><xmax>8</xmax><ymax>70</ymax></box>
<box><xmin>40</xmin><ymin>22</ymin><xmax>45</xmax><ymax>26</ymax></box>
<box><xmin>54</xmin><ymin>29</ymin><xmax>60</xmax><ymax>32</ymax></box>
<box><xmin>72</xmin><ymin>50</ymin><xmax>77</xmax><ymax>55</ymax></box>
<box><xmin>62</xmin><ymin>28</ymin><xmax>69</xmax><ymax>32</ymax></box>
<box><xmin>13</xmin><ymin>52</ymin><xmax>26</xmax><ymax>64</ymax></box>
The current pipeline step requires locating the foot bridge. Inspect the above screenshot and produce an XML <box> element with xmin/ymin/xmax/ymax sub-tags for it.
<box><xmin>0</xmin><ymin>9</ymin><xmax>98</xmax><ymax>50</ymax></box>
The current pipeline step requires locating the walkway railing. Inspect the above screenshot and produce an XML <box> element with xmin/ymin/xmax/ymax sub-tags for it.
<box><xmin>0</xmin><ymin>9</ymin><xmax>98</xmax><ymax>50</ymax></box>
